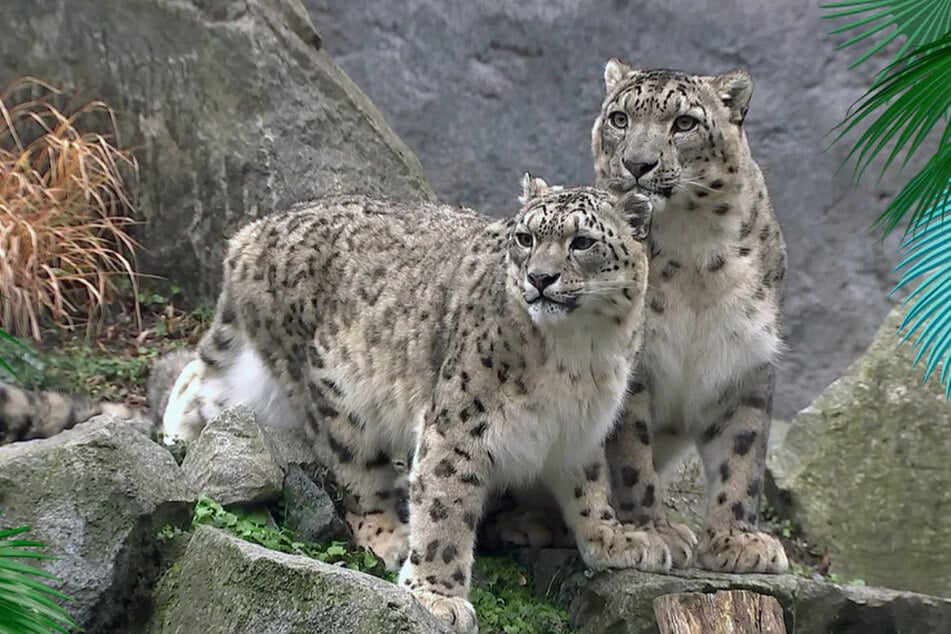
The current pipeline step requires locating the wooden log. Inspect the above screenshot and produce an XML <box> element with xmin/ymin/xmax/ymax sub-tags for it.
<box><xmin>653</xmin><ymin>589</ymin><xmax>786</xmax><ymax>634</ymax></box>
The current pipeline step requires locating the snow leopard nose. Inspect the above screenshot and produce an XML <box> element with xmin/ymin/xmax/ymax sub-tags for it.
<box><xmin>527</xmin><ymin>271</ymin><xmax>560</xmax><ymax>291</ymax></box>
<box><xmin>622</xmin><ymin>158</ymin><xmax>658</xmax><ymax>179</ymax></box>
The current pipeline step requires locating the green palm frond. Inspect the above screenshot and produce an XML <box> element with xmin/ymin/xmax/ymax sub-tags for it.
<box><xmin>0</xmin><ymin>518</ymin><xmax>78</xmax><ymax>634</ymax></box>
<box><xmin>828</xmin><ymin>33</ymin><xmax>951</xmax><ymax>234</ymax></box>
<box><xmin>892</xmin><ymin>189</ymin><xmax>951</xmax><ymax>396</ymax></box>
<box><xmin>823</xmin><ymin>0</ymin><xmax>951</xmax><ymax>75</ymax></box>
<box><xmin>825</xmin><ymin>0</ymin><xmax>951</xmax><ymax>392</ymax></box>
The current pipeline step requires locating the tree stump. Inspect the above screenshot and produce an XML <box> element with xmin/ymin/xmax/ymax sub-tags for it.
<box><xmin>653</xmin><ymin>590</ymin><xmax>786</xmax><ymax>634</ymax></box>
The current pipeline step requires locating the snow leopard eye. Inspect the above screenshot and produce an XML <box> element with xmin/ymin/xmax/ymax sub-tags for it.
<box><xmin>515</xmin><ymin>232</ymin><xmax>534</xmax><ymax>248</ymax></box>
<box><xmin>673</xmin><ymin>115</ymin><xmax>698</xmax><ymax>132</ymax></box>
<box><xmin>570</xmin><ymin>236</ymin><xmax>595</xmax><ymax>251</ymax></box>
<box><xmin>608</xmin><ymin>111</ymin><xmax>628</xmax><ymax>129</ymax></box>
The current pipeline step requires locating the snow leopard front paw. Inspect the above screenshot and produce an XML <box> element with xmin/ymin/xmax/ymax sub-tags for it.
<box><xmin>345</xmin><ymin>509</ymin><xmax>409</xmax><ymax>571</ymax></box>
<box><xmin>640</xmin><ymin>518</ymin><xmax>697</xmax><ymax>569</ymax></box>
<box><xmin>405</xmin><ymin>587</ymin><xmax>478</xmax><ymax>634</ymax></box>
<box><xmin>577</xmin><ymin>519</ymin><xmax>671</xmax><ymax>572</ymax></box>
<box><xmin>697</xmin><ymin>526</ymin><xmax>789</xmax><ymax>574</ymax></box>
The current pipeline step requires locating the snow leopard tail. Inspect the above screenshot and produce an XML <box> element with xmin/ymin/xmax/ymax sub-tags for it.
<box><xmin>0</xmin><ymin>347</ymin><xmax>196</xmax><ymax>445</ymax></box>
<box><xmin>0</xmin><ymin>383</ymin><xmax>140</xmax><ymax>445</ymax></box>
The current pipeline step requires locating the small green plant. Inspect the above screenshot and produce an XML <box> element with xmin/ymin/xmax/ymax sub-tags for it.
<box><xmin>190</xmin><ymin>496</ymin><xmax>388</xmax><ymax>577</ymax></box>
<box><xmin>0</xmin><ymin>326</ymin><xmax>26</xmax><ymax>378</ymax></box>
<box><xmin>0</xmin><ymin>514</ymin><xmax>78</xmax><ymax>634</ymax></box>
<box><xmin>188</xmin><ymin>498</ymin><xmax>574</xmax><ymax>633</ymax></box>
<box><xmin>469</xmin><ymin>556</ymin><xmax>574</xmax><ymax>634</ymax></box>
<box><xmin>759</xmin><ymin>500</ymin><xmax>794</xmax><ymax>540</ymax></box>
<box><xmin>4</xmin><ymin>341</ymin><xmax>160</xmax><ymax>401</ymax></box>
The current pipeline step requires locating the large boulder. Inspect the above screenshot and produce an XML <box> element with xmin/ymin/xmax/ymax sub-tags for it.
<box><xmin>768</xmin><ymin>306</ymin><xmax>951</xmax><ymax>597</ymax></box>
<box><xmin>0</xmin><ymin>416</ymin><xmax>197</xmax><ymax>632</ymax></box>
<box><xmin>309</xmin><ymin>1</ymin><xmax>927</xmax><ymax>418</ymax></box>
<box><xmin>0</xmin><ymin>0</ymin><xmax>435</xmax><ymax>301</ymax></box>
<box><xmin>520</xmin><ymin>550</ymin><xmax>951</xmax><ymax>634</ymax></box>
<box><xmin>149</xmin><ymin>525</ymin><xmax>450</xmax><ymax>633</ymax></box>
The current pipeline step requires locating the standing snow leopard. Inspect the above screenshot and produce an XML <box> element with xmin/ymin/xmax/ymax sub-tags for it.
<box><xmin>157</xmin><ymin>177</ymin><xmax>669</xmax><ymax>632</ymax></box>
<box><xmin>591</xmin><ymin>59</ymin><xmax>789</xmax><ymax>573</ymax></box>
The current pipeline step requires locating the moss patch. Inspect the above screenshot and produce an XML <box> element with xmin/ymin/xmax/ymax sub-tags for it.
<box><xmin>186</xmin><ymin>497</ymin><xmax>574</xmax><ymax>633</ymax></box>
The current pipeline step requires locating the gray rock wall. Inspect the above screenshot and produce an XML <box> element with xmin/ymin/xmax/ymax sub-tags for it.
<box><xmin>0</xmin><ymin>0</ymin><xmax>435</xmax><ymax>301</ymax></box>
<box><xmin>307</xmin><ymin>0</ymin><xmax>913</xmax><ymax>417</ymax></box>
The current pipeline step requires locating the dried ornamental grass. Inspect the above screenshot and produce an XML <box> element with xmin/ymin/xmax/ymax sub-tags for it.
<box><xmin>0</xmin><ymin>76</ymin><xmax>140</xmax><ymax>340</ymax></box>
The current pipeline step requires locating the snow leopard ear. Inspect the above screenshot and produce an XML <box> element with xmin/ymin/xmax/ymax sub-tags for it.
<box><xmin>713</xmin><ymin>70</ymin><xmax>754</xmax><ymax>124</ymax></box>
<box><xmin>519</xmin><ymin>172</ymin><xmax>550</xmax><ymax>205</ymax></box>
<box><xmin>604</xmin><ymin>58</ymin><xmax>633</xmax><ymax>92</ymax></box>
<box><xmin>614</xmin><ymin>191</ymin><xmax>653</xmax><ymax>242</ymax></box>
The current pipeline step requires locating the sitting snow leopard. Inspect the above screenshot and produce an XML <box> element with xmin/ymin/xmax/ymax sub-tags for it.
<box><xmin>589</xmin><ymin>59</ymin><xmax>789</xmax><ymax>574</ymax></box>
<box><xmin>155</xmin><ymin>177</ymin><xmax>668</xmax><ymax>632</ymax></box>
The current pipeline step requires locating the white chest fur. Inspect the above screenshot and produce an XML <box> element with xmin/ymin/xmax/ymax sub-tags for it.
<box><xmin>646</xmin><ymin>206</ymin><xmax>781</xmax><ymax>433</ymax></box>
<box><xmin>485</xmin><ymin>328</ymin><xmax>632</xmax><ymax>488</ymax></box>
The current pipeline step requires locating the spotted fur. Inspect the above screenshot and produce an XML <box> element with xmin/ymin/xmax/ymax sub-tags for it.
<box><xmin>0</xmin><ymin>347</ymin><xmax>197</xmax><ymax>445</ymax></box>
<box><xmin>591</xmin><ymin>59</ymin><xmax>789</xmax><ymax>574</ymax></box>
<box><xmin>160</xmin><ymin>178</ymin><xmax>669</xmax><ymax>632</ymax></box>
<box><xmin>0</xmin><ymin>383</ymin><xmax>139</xmax><ymax>444</ymax></box>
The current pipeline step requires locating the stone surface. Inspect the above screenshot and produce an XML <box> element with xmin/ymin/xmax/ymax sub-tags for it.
<box><xmin>282</xmin><ymin>464</ymin><xmax>348</xmax><ymax>543</ymax></box>
<box><xmin>308</xmin><ymin>0</ymin><xmax>930</xmax><ymax>418</ymax></box>
<box><xmin>0</xmin><ymin>416</ymin><xmax>196</xmax><ymax>632</ymax></box>
<box><xmin>148</xmin><ymin>525</ymin><xmax>450</xmax><ymax>634</ymax></box>
<box><xmin>518</xmin><ymin>549</ymin><xmax>951</xmax><ymax>634</ymax></box>
<box><xmin>767</xmin><ymin>306</ymin><xmax>951</xmax><ymax>597</ymax></box>
<box><xmin>181</xmin><ymin>406</ymin><xmax>285</xmax><ymax>506</ymax></box>
<box><xmin>0</xmin><ymin>0</ymin><xmax>435</xmax><ymax>301</ymax></box>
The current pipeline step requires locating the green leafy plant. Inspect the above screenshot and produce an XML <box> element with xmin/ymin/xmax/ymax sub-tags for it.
<box><xmin>470</xmin><ymin>556</ymin><xmax>574</xmax><ymax>634</ymax></box>
<box><xmin>190</xmin><ymin>496</ymin><xmax>388</xmax><ymax>578</ymax></box>
<box><xmin>824</xmin><ymin>0</ymin><xmax>951</xmax><ymax>390</ymax></box>
<box><xmin>0</xmin><ymin>515</ymin><xmax>78</xmax><ymax>634</ymax></box>
<box><xmin>188</xmin><ymin>497</ymin><xmax>574</xmax><ymax>634</ymax></box>
<box><xmin>0</xmin><ymin>326</ymin><xmax>26</xmax><ymax>378</ymax></box>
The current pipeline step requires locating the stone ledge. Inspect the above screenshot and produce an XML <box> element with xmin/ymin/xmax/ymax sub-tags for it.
<box><xmin>517</xmin><ymin>549</ymin><xmax>951</xmax><ymax>634</ymax></box>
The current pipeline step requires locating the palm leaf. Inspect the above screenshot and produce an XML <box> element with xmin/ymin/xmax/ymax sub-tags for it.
<box><xmin>892</xmin><ymin>186</ymin><xmax>951</xmax><ymax>396</ymax></box>
<box><xmin>827</xmin><ymin>34</ymin><xmax>951</xmax><ymax>234</ymax></box>
<box><xmin>823</xmin><ymin>0</ymin><xmax>951</xmax><ymax>77</ymax></box>
<box><xmin>0</xmin><ymin>515</ymin><xmax>78</xmax><ymax>634</ymax></box>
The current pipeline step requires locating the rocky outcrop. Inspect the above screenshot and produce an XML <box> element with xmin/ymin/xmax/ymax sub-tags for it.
<box><xmin>519</xmin><ymin>549</ymin><xmax>951</xmax><ymax>634</ymax></box>
<box><xmin>181</xmin><ymin>406</ymin><xmax>285</xmax><ymax>506</ymax></box>
<box><xmin>0</xmin><ymin>416</ymin><xmax>196</xmax><ymax>632</ymax></box>
<box><xmin>767</xmin><ymin>306</ymin><xmax>951</xmax><ymax>597</ymax></box>
<box><xmin>0</xmin><ymin>0</ymin><xmax>435</xmax><ymax>301</ymax></box>
<box><xmin>283</xmin><ymin>464</ymin><xmax>349</xmax><ymax>543</ymax></box>
<box><xmin>148</xmin><ymin>525</ymin><xmax>450</xmax><ymax>634</ymax></box>
<box><xmin>309</xmin><ymin>0</ymin><xmax>924</xmax><ymax>418</ymax></box>
<box><xmin>2</xmin><ymin>408</ymin><xmax>949</xmax><ymax>633</ymax></box>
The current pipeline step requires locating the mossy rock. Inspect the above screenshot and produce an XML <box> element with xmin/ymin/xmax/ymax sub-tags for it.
<box><xmin>0</xmin><ymin>416</ymin><xmax>196</xmax><ymax>631</ymax></box>
<box><xmin>768</xmin><ymin>305</ymin><xmax>951</xmax><ymax>597</ymax></box>
<box><xmin>148</xmin><ymin>525</ymin><xmax>450</xmax><ymax>633</ymax></box>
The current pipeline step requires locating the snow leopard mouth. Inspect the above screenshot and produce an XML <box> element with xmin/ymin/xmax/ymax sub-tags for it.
<box><xmin>525</xmin><ymin>294</ymin><xmax>577</xmax><ymax>312</ymax></box>
<box><xmin>605</xmin><ymin>178</ymin><xmax>673</xmax><ymax>198</ymax></box>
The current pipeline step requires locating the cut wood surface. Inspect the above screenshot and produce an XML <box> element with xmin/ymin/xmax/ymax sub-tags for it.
<box><xmin>653</xmin><ymin>589</ymin><xmax>786</xmax><ymax>634</ymax></box>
